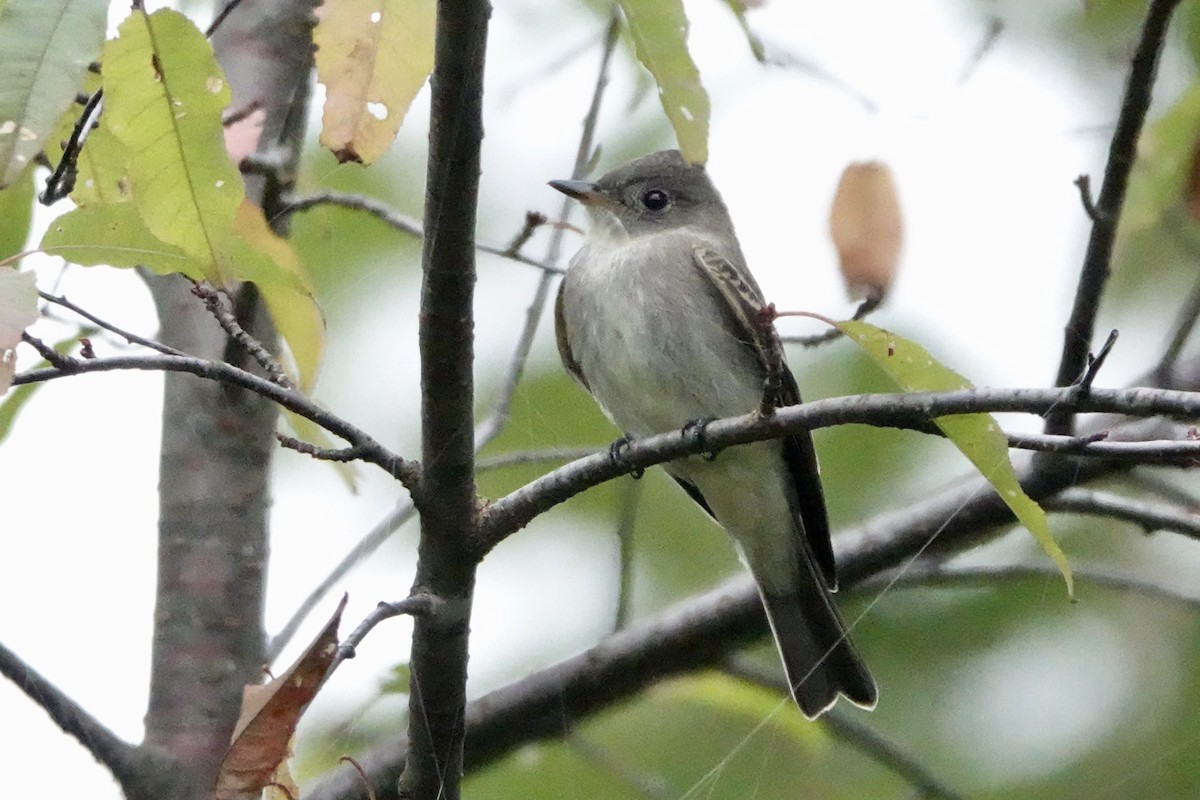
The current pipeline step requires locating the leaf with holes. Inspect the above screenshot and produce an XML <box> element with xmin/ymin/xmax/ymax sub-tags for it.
<box><xmin>834</xmin><ymin>318</ymin><xmax>1073</xmax><ymax>597</ymax></box>
<box><xmin>0</xmin><ymin>0</ymin><xmax>107</xmax><ymax>187</ymax></box>
<box><xmin>618</xmin><ymin>0</ymin><xmax>710</xmax><ymax>164</ymax></box>
<box><xmin>101</xmin><ymin>8</ymin><xmax>243</xmax><ymax>284</ymax></box>
<box><xmin>315</xmin><ymin>0</ymin><xmax>435</xmax><ymax>164</ymax></box>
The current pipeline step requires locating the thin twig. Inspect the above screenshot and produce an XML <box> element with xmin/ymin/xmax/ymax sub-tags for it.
<box><xmin>277</xmin><ymin>434</ymin><xmax>367</xmax><ymax>462</ymax></box>
<box><xmin>204</xmin><ymin>0</ymin><xmax>248</xmax><ymax>37</ymax></box>
<box><xmin>1120</xmin><ymin>471</ymin><xmax>1200</xmax><ymax>510</ymax></box>
<box><xmin>278</xmin><ymin>190</ymin><xmax>423</xmax><ymax>236</ymax></box>
<box><xmin>957</xmin><ymin>16</ymin><xmax>1003</xmax><ymax>86</ymax></box>
<box><xmin>331</xmin><ymin>595</ymin><xmax>436</xmax><ymax>673</ymax></box>
<box><xmin>1153</xmin><ymin>223</ymin><xmax>1200</xmax><ymax>382</ymax></box>
<box><xmin>12</xmin><ymin>351</ymin><xmax>422</xmax><ymax>489</ymax></box>
<box><xmin>20</xmin><ymin>333</ymin><xmax>70</xmax><ymax>368</ymax></box>
<box><xmin>277</xmin><ymin>190</ymin><xmax>563</xmax><ymax>274</ymax></box>
<box><xmin>473</xmin><ymin>6</ymin><xmax>621</xmax><ymax>448</ymax></box>
<box><xmin>503</xmin><ymin>211</ymin><xmax>549</xmax><ymax>257</ymax></box>
<box><xmin>0</xmin><ymin>640</ymin><xmax>145</xmax><ymax>786</ymax></box>
<box><xmin>1077</xmin><ymin>328</ymin><xmax>1119</xmax><ymax>393</ymax></box>
<box><xmin>266</xmin><ymin>499</ymin><xmax>418</xmax><ymax>662</ymax></box>
<box><xmin>1047</xmin><ymin>0</ymin><xmax>1184</xmax><ymax>436</ymax></box>
<box><xmin>866</xmin><ymin>561</ymin><xmax>1200</xmax><ymax>609</ymax></box>
<box><xmin>193</xmin><ymin>283</ymin><xmax>293</xmax><ymax>387</ymax></box>
<box><xmin>1074</xmin><ymin>174</ymin><xmax>1099</xmax><ymax>222</ymax></box>
<box><xmin>1003</xmin><ymin>431</ymin><xmax>1200</xmax><ymax>464</ymax></box>
<box><xmin>721</xmin><ymin>656</ymin><xmax>963</xmax><ymax>800</ymax></box>
<box><xmin>780</xmin><ymin>296</ymin><xmax>880</xmax><ymax>347</ymax></box>
<box><xmin>41</xmin><ymin>91</ymin><xmax>104</xmax><ymax>204</ymax></box>
<box><xmin>39</xmin><ymin>291</ymin><xmax>187</xmax><ymax>357</ymax></box>
<box><xmin>614</xmin><ymin>477</ymin><xmax>643</xmax><ymax>631</ymax></box>
<box><xmin>1043</xmin><ymin>487</ymin><xmax>1200</xmax><ymax>540</ymax></box>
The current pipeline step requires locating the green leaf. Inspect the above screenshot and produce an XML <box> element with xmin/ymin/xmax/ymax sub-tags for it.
<box><xmin>0</xmin><ymin>166</ymin><xmax>33</xmax><ymax>258</ymax></box>
<box><xmin>617</xmin><ymin>0</ymin><xmax>710</xmax><ymax>164</ymax></box>
<box><xmin>40</xmin><ymin>201</ymin><xmax>205</xmax><ymax>278</ymax></box>
<box><xmin>70</xmin><ymin>120</ymin><xmax>135</xmax><ymax>207</ymax></box>
<box><xmin>101</xmin><ymin>8</ymin><xmax>243</xmax><ymax>284</ymax></box>
<box><xmin>315</xmin><ymin>0</ymin><xmax>435</xmax><ymax>164</ymax></box>
<box><xmin>64</xmin><ymin>8</ymin><xmax>328</xmax><ymax>391</ymax></box>
<box><xmin>834</xmin><ymin>319</ymin><xmax>1074</xmax><ymax>597</ymax></box>
<box><xmin>0</xmin><ymin>0</ymin><xmax>107</xmax><ymax>187</ymax></box>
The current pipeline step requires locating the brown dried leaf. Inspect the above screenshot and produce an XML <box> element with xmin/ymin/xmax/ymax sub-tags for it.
<box><xmin>829</xmin><ymin>160</ymin><xmax>903</xmax><ymax>301</ymax></box>
<box><xmin>212</xmin><ymin>595</ymin><xmax>347</xmax><ymax>800</ymax></box>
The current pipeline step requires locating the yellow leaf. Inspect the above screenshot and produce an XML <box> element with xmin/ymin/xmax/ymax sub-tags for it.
<box><xmin>315</xmin><ymin>0</ymin><xmax>435</xmax><ymax>164</ymax></box>
<box><xmin>231</xmin><ymin>201</ymin><xmax>324</xmax><ymax>391</ymax></box>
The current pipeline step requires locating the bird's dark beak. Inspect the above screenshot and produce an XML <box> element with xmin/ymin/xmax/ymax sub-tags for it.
<box><xmin>549</xmin><ymin>179</ymin><xmax>604</xmax><ymax>205</ymax></box>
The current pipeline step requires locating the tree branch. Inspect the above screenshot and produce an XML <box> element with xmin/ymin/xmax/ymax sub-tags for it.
<box><xmin>721</xmin><ymin>657</ymin><xmax>963</xmax><ymax>800</ymax></box>
<box><xmin>401</xmin><ymin>1</ymin><xmax>490</xmax><ymax>797</ymax></box>
<box><xmin>1046</xmin><ymin>0</ymin><xmax>1183</xmax><ymax>435</ymax></box>
<box><xmin>11</xmin><ymin>353</ymin><xmax>421</xmax><ymax>490</ymax></box>
<box><xmin>473</xmin><ymin>6</ymin><xmax>619</xmax><ymax>447</ymax></box>
<box><xmin>476</xmin><ymin>384</ymin><xmax>1200</xmax><ymax>555</ymax></box>
<box><xmin>304</xmin><ymin>399</ymin><xmax>1200</xmax><ymax>800</ymax></box>
<box><xmin>0</xmin><ymin>640</ymin><xmax>146</xmax><ymax>788</ymax></box>
<box><xmin>1043</xmin><ymin>487</ymin><xmax>1200</xmax><ymax>539</ymax></box>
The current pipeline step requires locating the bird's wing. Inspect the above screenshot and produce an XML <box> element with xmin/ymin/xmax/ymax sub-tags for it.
<box><xmin>692</xmin><ymin>246</ymin><xmax>837</xmax><ymax>588</ymax></box>
<box><xmin>555</xmin><ymin>280</ymin><xmax>590</xmax><ymax>391</ymax></box>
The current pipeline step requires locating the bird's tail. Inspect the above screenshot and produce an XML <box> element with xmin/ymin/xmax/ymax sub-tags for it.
<box><xmin>759</xmin><ymin>582</ymin><xmax>878</xmax><ymax>719</ymax></box>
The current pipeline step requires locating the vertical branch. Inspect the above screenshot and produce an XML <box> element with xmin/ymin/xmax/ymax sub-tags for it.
<box><xmin>140</xmin><ymin>1</ymin><xmax>317</xmax><ymax>797</ymax></box>
<box><xmin>1046</xmin><ymin>0</ymin><xmax>1182</xmax><ymax>435</ymax></box>
<box><xmin>402</xmin><ymin>2</ymin><xmax>490</xmax><ymax>799</ymax></box>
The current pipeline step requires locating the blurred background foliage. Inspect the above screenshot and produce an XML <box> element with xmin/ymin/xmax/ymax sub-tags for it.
<box><xmin>274</xmin><ymin>1</ymin><xmax>1200</xmax><ymax>798</ymax></box>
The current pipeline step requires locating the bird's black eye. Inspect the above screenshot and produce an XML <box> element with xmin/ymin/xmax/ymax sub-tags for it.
<box><xmin>641</xmin><ymin>188</ymin><xmax>670</xmax><ymax>211</ymax></box>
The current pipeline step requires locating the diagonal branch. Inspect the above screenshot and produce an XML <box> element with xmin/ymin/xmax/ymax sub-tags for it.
<box><xmin>721</xmin><ymin>657</ymin><xmax>963</xmax><ymax>800</ymax></box>
<box><xmin>12</xmin><ymin>353</ymin><xmax>421</xmax><ymax>490</ymax></box>
<box><xmin>1046</xmin><ymin>0</ymin><xmax>1183</xmax><ymax>435</ymax></box>
<box><xmin>0</xmin><ymin>640</ymin><xmax>146</xmax><ymax>787</ymax></box>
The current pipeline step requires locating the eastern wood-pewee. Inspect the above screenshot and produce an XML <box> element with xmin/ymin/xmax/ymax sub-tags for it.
<box><xmin>550</xmin><ymin>149</ymin><xmax>877</xmax><ymax>718</ymax></box>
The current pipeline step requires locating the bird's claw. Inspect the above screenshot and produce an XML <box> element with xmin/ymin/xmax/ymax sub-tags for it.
<box><xmin>682</xmin><ymin>416</ymin><xmax>721</xmax><ymax>461</ymax></box>
<box><xmin>759</xmin><ymin>375</ymin><xmax>780</xmax><ymax>416</ymax></box>
<box><xmin>609</xmin><ymin>435</ymin><xmax>644</xmax><ymax>479</ymax></box>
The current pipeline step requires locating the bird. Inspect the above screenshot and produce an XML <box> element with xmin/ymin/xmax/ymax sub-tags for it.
<box><xmin>549</xmin><ymin>149</ymin><xmax>877</xmax><ymax>718</ymax></box>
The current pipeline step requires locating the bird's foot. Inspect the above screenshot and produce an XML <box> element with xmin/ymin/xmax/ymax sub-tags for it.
<box><xmin>609</xmin><ymin>434</ymin><xmax>644</xmax><ymax>479</ymax></box>
<box><xmin>682</xmin><ymin>416</ymin><xmax>722</xmax><ymax>461</ymax></box>
<box><xmin>758</xmin><ymin>376</ymin><xmax>780</xmax><ymax>416</ymax></box>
